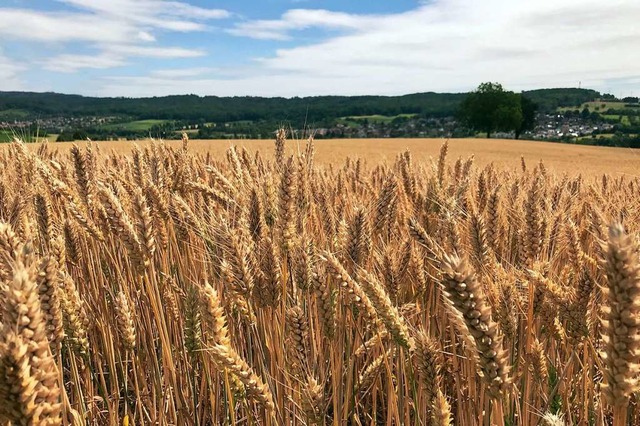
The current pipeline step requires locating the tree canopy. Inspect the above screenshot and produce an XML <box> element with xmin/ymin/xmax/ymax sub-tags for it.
<box><xmin>516</xmin><ymin>95</ymin><xmax>537</xmax><ymax>139</ymax></box>
<box><xmin>458</xmin><ymin>82</ymin><xmax>537</xmax><ymax>138</ymax></box>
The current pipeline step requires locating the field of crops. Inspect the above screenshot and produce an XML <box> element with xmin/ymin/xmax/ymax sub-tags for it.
<box><xmin>48</xmin><ymin>136</ymin><xmax>640</xmax><ymax>176</ymax></box>
<box><xmin>0</xmin><ymin>131</ymin><xmax>640</xmax><ymax>425</ymax></box>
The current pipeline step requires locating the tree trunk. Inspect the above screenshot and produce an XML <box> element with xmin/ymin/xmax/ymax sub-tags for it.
<box><xmin>487</xmin><ymin>131</ymin><xmax>491</xmax><ymax>138</ymax></box>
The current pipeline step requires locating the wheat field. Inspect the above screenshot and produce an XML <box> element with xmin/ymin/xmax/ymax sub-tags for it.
<box><xmin>0</xmin><ymin>131</ymin><xmax>639</xmax><ymax>425</ymax></box>
<box><xmin>48</xmin><ymin>137</ymin><xmax>640</xmax><ymax>177</ymax></box>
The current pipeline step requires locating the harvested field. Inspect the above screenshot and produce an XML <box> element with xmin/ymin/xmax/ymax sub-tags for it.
<box><xmin>0</xmin><ymin>132</ymin><xmax>639</xmax><ymax>425</ymax></box>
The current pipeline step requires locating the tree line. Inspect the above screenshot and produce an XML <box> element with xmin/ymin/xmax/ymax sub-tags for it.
<box><xmin>0</xmin><ymin>88</ymin><xmax>600</xmax><ymax>124</ymax></box>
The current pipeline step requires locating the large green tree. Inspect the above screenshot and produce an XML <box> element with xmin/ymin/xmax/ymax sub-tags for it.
<box><xmin>458</xmin><ymin>82</ymin><xmax>528</xmax><ymax>138</ymax></box>
<box><xmin>515</xmin><ymin>95</ymin><xmax>537</xmax><ymax>139</ymax></box>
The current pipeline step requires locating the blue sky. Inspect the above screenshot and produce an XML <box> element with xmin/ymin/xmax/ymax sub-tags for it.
<box><xmin>0</xmin><ymin>0</ymin><xmax>638</xmax><ymax>97</ymax></box>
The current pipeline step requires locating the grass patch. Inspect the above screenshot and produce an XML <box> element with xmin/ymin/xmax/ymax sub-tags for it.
<box><xmin>337</xmin><ymin>113</ymin><xmax>418</xmax><ymax>128</ymax></box>
<box><xmin>0</xmin><ymin>129</ymin><xmax>54</xmax><ymax>143</ymax></box>
<box><xmin>577</xmin><ymin>133</ymin><xmax>615</xmax><ymax>141</ymax></box>
<box><xmin>0</xmin><ymin>109</ymin><xmax>31</xmax><ymax>120</ymax></box>
<box><xmin>343</xmin><ymin>113</ymin><xmax>417</xmax><ymax>124</ymax></box>
<box><xmin>226</xmin><ymin>120</ymin><xmax>254</xmax><ymax>126</ymax></box>
<box><xmin>558</xmin><ymin>101</ymin><xmax>627</xmax><ymax>113</ymax></box>
<box><xmin>602</xmin><ymin>115</ymin><xmax>632</xmax><ymax>125</ymax></box>
<box><xmin>101</xmin><ymin>119</ymin><xmax>169</xmax><ymax>131</ymax></box>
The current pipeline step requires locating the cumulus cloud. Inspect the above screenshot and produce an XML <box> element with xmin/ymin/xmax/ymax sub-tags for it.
<box><xmin>149</xmin><ymin>68</ymin><xmax>217</xmax><ymax>78</ymax></box>
<box><xmin>0</xmin><ymin>2</ymin><xmax>228</xmax><ymax>43</ymax></box>
<box><xmin>137</xmin><ymin>31</ymin><xmax>157</xmax><ymax>42</ymax></box>
<box><xmin>94</xmin><ymin>74</ymin><xmax>352</xmax><ymax>98</ymax></box>
<box><xmin>42</xmin><ymin>53</ymin><xmax>126</xmax><ymax>73</ymax></box>
<box><xmin>3</xmin><ymin>0</ymin><xmax>640</xmax><ymax>96</ymax></box>
<box><xmin>0</xmin><ymin>0</ymin><xmax>228</xmax><ymax>72</ymax></box>
<box><xmin>228</xmin><ymin>9</ymin><xmax>372</xmax><ymax>40</ymax></box>
<box><xmin>0</xmin><ymin>51</ymin><xmax>25</xmax><ymax>90</ymax></box>
<box><xmin>57</xmin><ymin>0</ymin><xmax>229</xmax><ymax>31</ymax></box>
<box><xmin>221</xmin><ymin>0</ymin><xmax>640</xmax><ymax>96</ymax></box>
<box><xmin>107</xmin><ymin>45</ymin><xmax>205</xmax><ymax>59</ymax></box>
<box><xmin>59</xmin><ymin>0</ymin><xmax>230</xmax><ymax>22</ymax></box>
<box><xmin>41</xmin><ymin>46</ymin><xmax>205</xmax><ymax>73</ymax></box>
<box><xmin>0</xmin><ymin>9</ymin><xmax>142</xmax><ymax>43</ymax></box>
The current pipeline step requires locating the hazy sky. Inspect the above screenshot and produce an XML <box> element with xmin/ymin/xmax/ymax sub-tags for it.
<box><xmin>0</xmin><ymin>0</ymin><xmax>638</xmax><ymax>98</ymax></box>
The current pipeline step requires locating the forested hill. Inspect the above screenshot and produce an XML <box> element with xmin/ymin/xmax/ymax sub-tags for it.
<box><xmin>0</xmin><ymin>88</ymin><xmax>602</xmax><ymax>122</ymax></box>
<box><xmin>520</xmin><ymin>88</ymin><xmax>603</xmax><ymax>112</ymax></box>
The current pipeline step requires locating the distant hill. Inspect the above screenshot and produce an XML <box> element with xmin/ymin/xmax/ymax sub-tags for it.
<box><xmin>521</xmin><ymin>88</ymin><xmax>603</xmax><ymax>112</ymax></box>
<box><xmin>0</xmin><ymin>88</ymin><xmax>604</xmax><ymax>124</ymax></box>
<box><xmin>0</xmin><ymin>91</ymin><xmax>465</xmax><ymax>123</ymax></box>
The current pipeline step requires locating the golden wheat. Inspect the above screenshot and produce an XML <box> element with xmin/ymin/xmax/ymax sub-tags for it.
<box><xmin>0</xmin><ymin>132</ymin><xmax>638</xmax><ymax>424</ymax></box>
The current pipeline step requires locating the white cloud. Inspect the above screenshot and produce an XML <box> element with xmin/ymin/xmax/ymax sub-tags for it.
<box><xmin>41</xmin><ymin>46</ymin><xmax>205</xmax><ymax>73</ymax></box>
<box><xmin>0</xmin><ymin>9</ymin><xmax>143</xmax><ymax>43</ymax></box>
<box><xmin>0</xmin><ymin>51</ymin><xmax>25</xmax><ymax>90</ymax></box>
<box><xmin>4</xmin><ymin>0</ymin><xmax>640</xmax><ymax>96</ymax></box>
<box><xmin>0</xmin><ymin>1</ymin><xmax>228</xmax><ymax>73</ymax></box>
<box><xmin>137</xmin><ymin>31</ymin><xmax>156</xmax><ymax>42</ymax></box>
<box><xmin>220</xmin><ymin>0</ymin><xmax>640</xmax><ymax>97</ymax></box>
<box><xmin>0</xmin><ymin>1</ymin><xmax>230</xmax><ymax>42</ymax></box>
<box><xmin>42</xmin><ymin>53</ymin><xmax>126</xmax><ymax>73</ymax></box>
<box><xmin>57</xmin><ymin>0</ymin><xmax>229</xmax><ymax>31</ymax></box>
<box><xmin>107</xmin><ymin>45</ymin><xmax>205</xmax><ymax>59</ymax></box>
<box><xmin>228</xmin><ymin>9</ymin><xmax>372</xmax><ymax>40</ymax></box>
<box><xmin>150</xmin><ymin>68</ymin><xmax>217</xmax><ymax>78</ymax></box>
<box><xmin>59</xmin><ymin>0</ymin><xmax>230</xmax><ymax>22</ymax></box>
<box><xmin>94</xmin><ymin>74</ymin><xmax>351</xmax><ymax>98</ymax></box>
